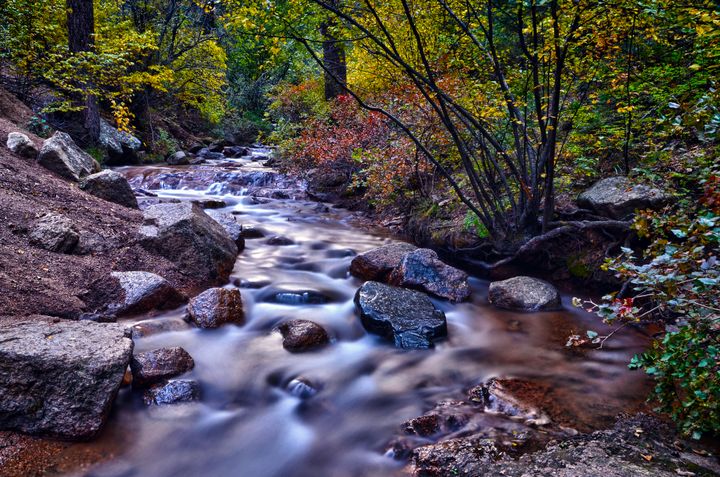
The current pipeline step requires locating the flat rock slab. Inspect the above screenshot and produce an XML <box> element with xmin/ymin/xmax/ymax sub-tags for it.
<box><xmin>389</xmin><ymin>248</ymin><xmax>471</xmax><ymax>302</ymax></box>
<box><xmin>354</xmin><ymin>281</ymin><xmax>447</xmax><ymax>349</ymax></box>
<box><xmin>0</xmin><ymin>319</ymin><xmax>132</xmax><ymax>439</ymax></box>
<box><xmin>349</xmin><ymin>242</ymin><xmax>417</xmax><ymax>281</ymax></box>
<box><xmin>577</xmin><ymin>176</ymin><xmax>670</xmax><ymax>219</ymax></box>
<box><xmin>488</xmin><ymin>276</ymin><xmax>561</xmax><ymax>312</ymax></box>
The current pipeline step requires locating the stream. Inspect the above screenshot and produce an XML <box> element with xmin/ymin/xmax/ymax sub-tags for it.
<box><xmin>77</xmin><ymin>148</ymin><xmax>650</xmax><ymax>477</ymax></box>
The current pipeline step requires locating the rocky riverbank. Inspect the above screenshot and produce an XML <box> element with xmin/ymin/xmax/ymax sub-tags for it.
<box><xmin>0</xmin><ymin>87</ymin><xmax>717</xmax><ymax>476</ymax></box>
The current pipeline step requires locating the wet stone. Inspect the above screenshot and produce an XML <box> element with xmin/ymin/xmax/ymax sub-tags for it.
<box><xmin>389</xmin><ymin>248</ymin><xmax>471</xmax><ymax>302</ymax></box>
<box><xmin>277</xmin><ymin>319</ymin><xmax>330</xmax><ymax>353</ymax></box>
<box><xmin>286</xmin><ymin>377</ymin><xmax>320</xmax><ymax>399</ymax></box>
<box><xmin>349</xmin><ymin>242</ymin><xmax>417</xmax><ymax>281</ymax></box>
<box><xmin>130</xmin><ymin>347</ymin><xmax>195</xmax><ymax>387</ymax></box>
<box><xmin>187</xmin><ymin>287</ymin><xmax>245</xmax><ymax>329</ymax></box>
<box><xmin>488</xmin><ymin>276</ymin><xmax>561</xmax><ymax>312</ymax></box>
<box><xmin>266</xmin><ymin>235</ymin><xmax>294</xmax><ymax>246</ymax></box>
<box><xmin>143</xmin><ymin>380</ymin><xmax>201</xmax><ymax>406</ymax></box>
<box><xmin>354</xmin><ymin>281</ymin><xmax>447</xmax><ymax>349</ymax></box>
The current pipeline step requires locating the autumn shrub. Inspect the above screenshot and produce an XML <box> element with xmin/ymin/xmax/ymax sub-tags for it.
<box><xmin>577</xmin><ymin>163</ymin><xmax>720</xmax><ymax>438</ymax></box>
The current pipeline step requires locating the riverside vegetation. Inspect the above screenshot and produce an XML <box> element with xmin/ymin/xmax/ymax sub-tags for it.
<box><xmin>0</xmin><ymin>0</ymin><xmax>718</xmax><ymax>476</ymax></box>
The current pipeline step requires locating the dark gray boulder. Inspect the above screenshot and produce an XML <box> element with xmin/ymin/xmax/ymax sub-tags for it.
<box><xmin>167</xmin><ymin>151</ymin><xmax>190</xmax><ymax>165</ymax></box>
<box><xmin>99</xmin><ymin>119</ymin><xmax>142</xmax><ymax>165</ymax></box>
<box><xmin>0</xmin><ymin>319</ymin><xmax>133</xmax><ymax>439</ymax></box>
<box><xmin>37</xmin><ymin>131</ymin><xmax>100</xmax><ymax>181</ymax></box>
<box><xmin>143</xmin><ymin>380</ymin><xmax>201</xmax><ymax>406</ymax></box>
<box><xmin>266</xmin><ymin>235</ymin><xmax>294</xmax><ymax>246</ymax></box>
<box><xmin>79</xmin><ymin>170</ymin><xmax>138</xmax><ymax>209</ymax></box>
<box><xmin>389</xmin><ymin>248</ymin><xmax>471</xmax><ymax>302</ymax></box>
<box><xmin>488</xmin><ymin>276</ymin><xmax>561</xmax><ymax>311</ymax></box>
<box><xmin>187</xmin><ymin>287</ymin><xmax>245</xmax><ymax>329</ymax></box>
<box><xmin>130</xmin><ymin>347</ymin><xmax>195</xmax><ymax>387</ymax></box>
<box><xmin>277</xmin><ymin>319</ymin><xmax>330</xmax><ymax>352</ymax></box>
<box><xmin>577</xmin><ymin>176</ymin><xmax>670</xmax><ymax>219</ymax></box>
<box><xmin>349</xmin><ymin>242</ymin><xmax>417</xmax><ymax>281</ymax></box>
<box><xmin>354</xmin><ymin>281</ymin><xmax>447</xmax><ymax>349</ymax></box>
<box><xmin>139</xmin><ymin>202</ymin><xmax>238</xmax><ymax>284</ymax></box>
<box><xmin>29</xmin><ymin>213</ymin><xmax>79</xmax><ymax>253</ymax></box>
<box><xmin>6</xmin><ymin>132</ymin><xmax>38</xmax><ymax>158</ymax></box>
<box><xmin>82</xmin><ymin>271</ymin><xmax>185</xmax><ymax>320</ymax></box>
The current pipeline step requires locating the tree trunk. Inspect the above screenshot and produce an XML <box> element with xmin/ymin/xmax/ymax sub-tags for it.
<box><xmin>321</xmin><ymin>4</ymin><xmax>347</xmax><ymax>101</ymax></box>
<box><xmin>67</xmin><ymin>0</ymin><xmax>100</xmax><ymax>143</ymax></box>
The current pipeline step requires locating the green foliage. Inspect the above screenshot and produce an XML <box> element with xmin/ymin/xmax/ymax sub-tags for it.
<box><xmin>463</xmin><ymin>211</ymin><xmax>489</xmax><ymax>239</ymax></box>
<box><xmin>577</xmin><ymin>163</ymin><xmax>720</xmax><ymax>438</ymax></box>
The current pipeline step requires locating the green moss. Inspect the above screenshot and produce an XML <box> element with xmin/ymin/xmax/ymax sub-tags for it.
<box><xmin>567</xmin><ymin>255</ymin><xmax>592</xmax><ymax>279</ymax></box>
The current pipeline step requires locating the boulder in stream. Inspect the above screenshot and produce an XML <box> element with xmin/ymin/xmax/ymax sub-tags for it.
<box><xmin>6</xmin><ymin>132</ymin><xmax>38</xmax><ymax>158</ymax></box>
<box><xmin>207</xmin><ymin>212</ymin><xmax>245</xmax><ymax>251</ymax></box>
<box><xmin>139</xmin><ymin>202</ymin><xmax>238</xmax><ymax>285</ymax></box>
<box><xmin>354</xmin><ymin>281</ymin><xmax>447</xmax><ymax>349</ymax></box>
<box><xmin>349</xmin><ymin>242</ymin><xmax>417</xmax><ymax>281</ymax></box>
<box><xmin>577</xmin><ymin>176</ymin><xmax>670</xmax><ymax>219</ymax></box>
<box><xmin>37</xmin><ymin>131</ymin><xmax>100</xmax><ymax>181</ymax></box>
<box><xmin>79</xmin><ymin>170</ymin><xmax>139</xmax><ymax>209</ymax></box>
<box><xmin>488</xmin><ymin>276</ymin><xmax>561</xmax><ymax>312</ymax></box>
<box><xmin>277</xmin><ymin>319</ymin><xmax>330</xmax><ymax>353</ymax></box>
<box><xmin>130</xmin><ymin>347</ymin><xmax>195</xmax><ymax>387</ymax></box>
<box><xmin>0</xmin><ymin>318</ymin><xmax>133</xmax><ymax>439</ymax></box>
<box><xmin>389</xmin><ymin>248</ymin><xmax>471</xmax><ymax>302</ymax></box>
<box><xmin>187</xmin><ymin>287</ymin><xmax>245</xmax><ymax>329</ymax></box>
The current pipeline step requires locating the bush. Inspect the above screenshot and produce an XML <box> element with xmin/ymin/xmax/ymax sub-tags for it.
<box><xmin>575</xmin><ymin>164</ymin><xmax>720</xmax><ymax>438</ymax></box>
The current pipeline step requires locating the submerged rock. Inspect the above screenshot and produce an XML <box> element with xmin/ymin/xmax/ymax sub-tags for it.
<box><xmin>130</xmin><ymin>347</ymin><xmax>195</xmax><ymax>387</ymax></box>
<box><xmin>354</xmin><ymin>281</ymin><xmax>447</xmax><ymax>349</ymax></box>
<box><xmin>29</xmin><ymin>213</ymin><xmax>79</xmax><ymax>253</ymax></box>
<box><xmin>143</xmin><ymin>380</ymin><xmax>201</xmax><ymax>406</ymax></box>
<box><xmin>577</xmin><ymin>176</ymin><xmax>670</xmax><ymax>219</ymax></box>
<box><xmin>139</xmin><ymin>202</ymin><xmax>238</xmax><ymax>285</ymax></box>
<box><xmin>389</xmin><ymin>248</ymin><xmax>471</xmax><ymax>302</ymax></box>
<box><xmin>277</xmin><ymin>319</ymin><xmax>330</xmax><ymax>352</ymax></box>
<box><xmin>266</xmin><ymin>235</ymin><xmax>294</xmax><ymax>246</ymax></box>
<box><xmin>187</xmin><ymin>287</ymin><xmax>245</xmax><ymax>329</ymax></box>
<box><xmin>79</xmin><ymin>170</ymin><xmax>139</xmax><ymax>209</ymax></box>
<box><xmin>488</xmin><ymin>276</ymin><xmax>561</xmax><ymax>312</ymax></box>
<box><xmin>0</xmin><ymin>319</ymin><xmax>133</xmax><ymax>439</ymax></box>
<box><xmin>6</xmin><ymin>132</ymin><xmax>38</xmax><ymax>158</ymax></box>
<box><xmin>349</xmin><ymin>242</ymin><xmax>417</xmax><ymax>281</ymax></box>
<box><xmin>37</xmin><ymin>131</ymin><xmax>100</xmax><ymax>181</ymax></box>
<box><xmin>286</xmin><ymin>377</ymin><xmax>320</xmax><ymax>399</ymax></box>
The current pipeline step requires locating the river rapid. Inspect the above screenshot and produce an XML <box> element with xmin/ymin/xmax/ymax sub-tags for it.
<box><xmin>77</xmin><ymin>148</ymin><xmax>650</xmax><ymax>477</ymax></box>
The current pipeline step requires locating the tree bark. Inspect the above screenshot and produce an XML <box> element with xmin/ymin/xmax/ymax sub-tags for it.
<box><xmin>67</xmin><ymin>0</ymin><xmax>100</xmax><ymax>143</ymax></box>
<box><xmin>321</xmin><ymin>2</ymin><xmax>347</xmax><ymax>100</ymax></box>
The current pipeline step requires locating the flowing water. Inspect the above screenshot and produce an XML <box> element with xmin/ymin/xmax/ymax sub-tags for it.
<box><xmin>79</xmin><ymin>148</ymin><xmax>650</xmax><ymax>477</ymax></box>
